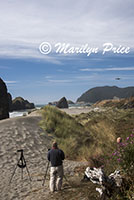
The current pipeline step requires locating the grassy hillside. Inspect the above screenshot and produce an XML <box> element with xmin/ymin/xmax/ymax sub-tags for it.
<box><xmin>94</xmin><ymin>97</ymin><xmax>134</xmax><ymax>109</ymax></box>
<box><xmin>40</xmin><ymin>105</ymin><xmax>134</xmax><ymax>199</ymax></box>
<box><xmin>39</xmin><ymin>105</ymin><xmax>91</xmax><ymax>159</ymax></box>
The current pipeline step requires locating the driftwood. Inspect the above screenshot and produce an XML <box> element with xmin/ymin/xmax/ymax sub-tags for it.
<box><xmin>84</xmin><ymin>167</ymin><xmax>122</xmax><ymax>199</ymax></box>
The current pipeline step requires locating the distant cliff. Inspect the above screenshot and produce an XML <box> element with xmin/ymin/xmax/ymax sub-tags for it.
<box><xmin>0</xmin><ymin>78</ymin><xmax>9</xmax><ymax>120</ymax></box>
<box><xmin>77</xmin><ymin>86</ymin><xmax>134</xmax><ymax>103</ymax></box>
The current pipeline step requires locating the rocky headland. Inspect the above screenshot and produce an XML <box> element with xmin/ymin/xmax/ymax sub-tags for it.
<box><xmin>77</xmin><ymin>86</ymin><xmax>134</xmax><ymax>103</ymax></box>
<box><xmin>9</xmin><ymin>96</ymin><xmax>35</xmax><ymax>111</ymax></box>
<box><xmin>0</xmin><ymin>78</ymin><xmax>9</xmax><ymax>120</ymax></box>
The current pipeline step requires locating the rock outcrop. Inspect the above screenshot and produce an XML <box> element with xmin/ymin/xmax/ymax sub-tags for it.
<box><xmin>11</xmin><ymin>97</ymin><xmax>35</xmax><ymax>111</ymax></box>
<box><xmin>84</xmin><ymin>167</ymin><xmax>122</xmax><ymax>199</ymax></box>
<box><xmin>48</xmin><ymin>99</ymin><xmax>74</xmax><ymax>106</ymax></box>
<box><xmin>77</xmin><ymin>86</ymin><xmax>134</xmax><ymax>103</ymax></box>
<box><xmin>0</xmin><ymin>78</ymin><xmax>9</xmax><ymax>120</ymax></box>
<box><xmin>8</xmin><ymin>93</ymin><xmax>12</xmax><ymax>111</ymax></box>
<box><xmin>56</xmin><ymin>97</ymin><xmax>68</xmax><ymax>108</ymax></box>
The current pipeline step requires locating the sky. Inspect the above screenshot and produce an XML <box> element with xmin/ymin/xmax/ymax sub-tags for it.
<box><xmin>0</xmin><ymin>0</ymin><xmax>134</xmax><ymax>104</ymax></box>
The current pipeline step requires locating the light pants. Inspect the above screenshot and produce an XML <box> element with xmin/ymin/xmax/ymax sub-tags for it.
<box><xmin>49</xmin><ymin>165</ymin><xmax>63</xmax><ymax>192</ymax></box>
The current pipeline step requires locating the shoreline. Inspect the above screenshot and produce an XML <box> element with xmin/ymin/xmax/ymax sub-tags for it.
<box><xmin>9</xmin><ymin>106</ymin><xmax>104</xmax><ymax>118</ymax></box>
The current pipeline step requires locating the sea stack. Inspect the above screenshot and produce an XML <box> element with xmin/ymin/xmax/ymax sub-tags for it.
<box><xmin>11</xmin><ymin>97</ymin><xmax>35</xmax><ymax>111</ymax></box>
<box><xmin>56</xmin><ymin>97</ymin><xmax>68</xmax><ymax>108</ymax></box>
<box><xmin>0</xmin><ymin>78</ymin><xmax>9</xmax><ymax>120</ymax></box>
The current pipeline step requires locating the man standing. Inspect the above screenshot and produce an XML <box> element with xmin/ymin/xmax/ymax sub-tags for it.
<box><xmin>47</xmin><ymin>142</ymin><xmax>65</xmax><ymax>192</ymax></box>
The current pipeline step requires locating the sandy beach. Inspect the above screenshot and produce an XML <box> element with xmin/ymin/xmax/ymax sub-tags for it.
<box><xmin>60</xmin><ymin>107</ymin><xmax>102</xmax><ymax>115</ymax></box>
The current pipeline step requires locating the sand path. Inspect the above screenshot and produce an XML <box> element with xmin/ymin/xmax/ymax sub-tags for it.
<box><xmin>0</xmin><ymin>115</ymin><xmax>87</xmax><ymax>200</ymax></box>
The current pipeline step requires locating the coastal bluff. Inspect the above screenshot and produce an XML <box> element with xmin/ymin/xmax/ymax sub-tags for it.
<box><xmin>77</xmin><ymin>86</ymin><xmax>134</xmax><ymax>103</ymax></box>
<box><xmin>0</xmin><ymin>78</ymin><xmax>9</xmax><ymax>120</ymax></box>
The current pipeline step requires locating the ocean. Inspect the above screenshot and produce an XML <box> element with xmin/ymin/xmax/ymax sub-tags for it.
<box><xmin>9</xmin><ymin>105</ymin><xmax>44</xmax><ymax>118</ymax></box>
<box><xmin>9</xmin><ymin>104</ymin><xmax>91</xmax><ymax>118</ymax></box>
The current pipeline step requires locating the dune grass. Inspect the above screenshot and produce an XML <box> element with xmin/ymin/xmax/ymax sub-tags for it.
<box><xmin>39</xmin><ymin>105</ymin><xmax>91</xmax><ymax>159</ymax></box>
<box><xmin>40</xmin><ymin>106</ymin><xmax>134</xmax><ymax>199</ymax></box>
<box><xmin>40</xmin><ymin>106</ymin><xmax>134</xmax><ymax>161</ymax></box>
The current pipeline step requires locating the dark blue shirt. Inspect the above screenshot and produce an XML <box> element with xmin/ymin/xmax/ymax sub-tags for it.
<box><xmin>47</xmin><ymin>148</ymin><xmax>65</xmax><ymax>167</ymax></box>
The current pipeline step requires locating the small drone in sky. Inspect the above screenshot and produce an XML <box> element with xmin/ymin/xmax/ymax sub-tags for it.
<box><xmin>115</xmin><ymin>77</ymin><xmax>121</xmax><ymax>80</ymax></box>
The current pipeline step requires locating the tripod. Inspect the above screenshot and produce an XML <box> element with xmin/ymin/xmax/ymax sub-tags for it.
<box><xmin>42</xmin><ymin>161</ymin><xmax>49</xmax><ymax>186</ymax></box>
<box><xmin>9</xmin><ymin>149</ymin><xmax>32</xmax><ymax>184</ymax></box>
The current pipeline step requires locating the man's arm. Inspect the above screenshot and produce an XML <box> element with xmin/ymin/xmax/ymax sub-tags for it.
<box><xmin>47</xmin><ymin>151</ymin><xmax>50</xmax><ymax>161</ymax></box>
<box><xmin>61</xmin><ymin>150</ymin><xmax>65</xmax><ymax>160</ymax></box>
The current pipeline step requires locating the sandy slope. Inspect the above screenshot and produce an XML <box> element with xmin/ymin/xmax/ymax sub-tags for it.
<box><xmin>0</xmin><ymin>115</ymin><xmax>87</xmax><ymax>200</ymax></box>
<box><xmin>60</xmin><ymin>107</ymin><xmax>104</xmax><ymax>115</ymax></box>
<box><xmin>0</xmin><ymin>116</ymin><xmax>50</xmax><ymax>200</ymax></box>
<box><xmin>29</xmin><ymin>107</ymin><xmax>93</xmax><ymax>117</ymax></box>
<box><xmin>29</xmin><ymin>105</ymin><xmax>105</xmax><ymax>117</ymax></box>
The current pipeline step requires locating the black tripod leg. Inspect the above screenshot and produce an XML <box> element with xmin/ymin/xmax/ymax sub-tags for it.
<box><xmin>9</xmin><ymin>163</ymin><xmax>18</xmax><ymax>184</ymax></box>
<box><xmin>42</xmin><ymin>161</ymin><xmax>49</xmax><ymax>186</ymax></box>
<box><xmin>21</xmin><ymin>168</ymin><xmax>23</xmax><ymax>180</ymax></box>
<box><xmin>22</xmin><ymin>155</ymin><xmax>32</xmax><ymax>182</ymax></box>
<box><xmin>25</xmin><ymin>164</ymin><xmax>32</xmax><ymax>182</ymax></box>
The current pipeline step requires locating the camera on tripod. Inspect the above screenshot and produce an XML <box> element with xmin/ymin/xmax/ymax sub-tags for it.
<box><xmin>17</xmin><ymin>149</ymin><xmax>23</xmax><ymax>153</ymax></box>
<box><xmin>9</xmin><ymin>149</ymin><xmax>32</xmax><ymax>184</ymax></box>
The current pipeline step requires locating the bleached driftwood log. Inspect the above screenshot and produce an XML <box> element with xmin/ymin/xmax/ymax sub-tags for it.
<box><xmin>84</xmin><ymin>167</ymin><xmax>122</xmax><ymax>199</ymax></box>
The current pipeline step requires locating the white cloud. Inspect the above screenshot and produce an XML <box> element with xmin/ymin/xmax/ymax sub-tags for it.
<box><xmin>107</xmin><ymin>67</ymin><xmax>134</xmax><ymax>71</ymax></box>
<box><xmin>0</xmin><ymin>0</ymin><xmax>134</xmax><ymax>61</ymax></box>
<box><xmin>48</xmin><ymin>79</ymin><xmax>72</xmax><ymax>83</ymax></box>
<box><xmin>5</xmin><ymin>80</ymin><xmax>19</xmax><ymax>88</ymax></box>
<box><xmin>80</xmin><ymin>68</ymin><xmax>105</xmax><ymax>72</ymax></box>
<box><xmin>80</xmin><ymin>67</ymin><xmax>134</xmax><ymax>72</ymax></box>
<box><xmin>5</xmin><ymin>81</ymin><xmax>18</xmax><ymax>84</ymax></box>
<box><xmin>0</xmin><ymin>41</ymin><xmax>62</xmax><ymax>64</ymax></box>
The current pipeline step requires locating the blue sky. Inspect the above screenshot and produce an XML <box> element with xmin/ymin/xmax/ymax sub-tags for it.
<box><xmin>0</xmin><ymin>0</ymin><xmax>134</xmax><ymax>104</ymax></box>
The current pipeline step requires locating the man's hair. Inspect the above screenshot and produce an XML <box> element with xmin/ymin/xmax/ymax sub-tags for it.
<box><xmin>52</xmin><ymin>142</ymin><xmax>58</xmax><ymax>148</ymax></box>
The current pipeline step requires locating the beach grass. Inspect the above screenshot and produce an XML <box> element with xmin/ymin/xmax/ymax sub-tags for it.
<box><xmin>40</xmin><ymin>106</ymin><xmax>134</xmax><ymax>161</ymax></box>
<box><xmin>40</xmin><ymin>105</ymin><xmax>134</xmax><ymax>199</ymax></box>
<box><xmin>39</xmin><ymin>105</ymin><xmax>90</xmax><ymax>159</ymax></box>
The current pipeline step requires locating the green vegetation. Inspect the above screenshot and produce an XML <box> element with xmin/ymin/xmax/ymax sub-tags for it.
<box><xmin>40</xmin><ymin>105</ymin><xmax>134</xmax><ymax>199</ymax></box>
<box><xmin>94</xmin><ymin>97</ymin><xmax>134</xmax><ymax>109</ymax></box>
<box><xmin>94</xmin><ymin>132</ymin><xmax>134</xmax><ymax>200</ymax></box>
<box><xmin>39</xmin><ymin>105</ymin><xmax>91</xmax><ymax>159</ymax></box>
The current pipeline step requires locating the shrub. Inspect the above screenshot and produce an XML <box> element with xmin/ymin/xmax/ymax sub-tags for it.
<box><xmin>99</xmin><ymin>133</ymin><xmax>134</xmax><ymax>200</ymax></box>
<box><xmin>117</xmin><ymin>134</ymin><xmax>134</xmax><ymax>174</ymax></box>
